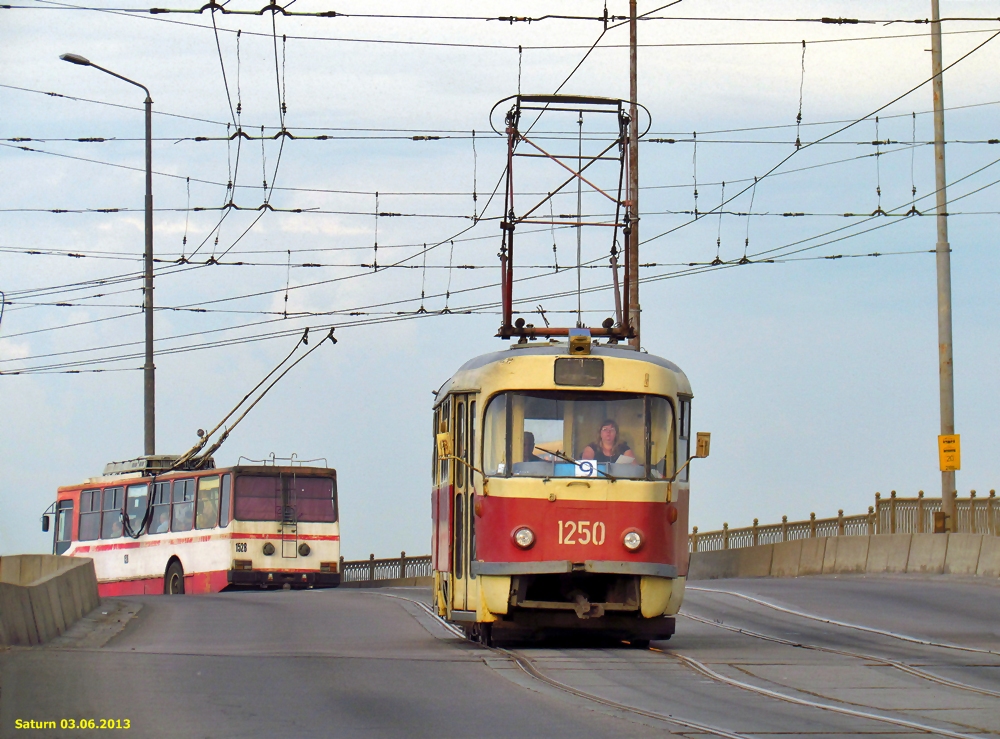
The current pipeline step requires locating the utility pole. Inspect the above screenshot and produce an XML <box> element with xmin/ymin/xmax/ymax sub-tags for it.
<box><xmin>627</xmin><ymin>0</ymin><xmax>640</xmax><ymax>348</ymax></box>
<box><xmin>930</xmin><ymin>0</ymin><xmax>956</xmax><ymax>528</ymax></box>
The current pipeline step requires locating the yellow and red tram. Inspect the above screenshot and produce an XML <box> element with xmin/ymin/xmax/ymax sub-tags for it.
<box><xmin>432</xmin><ymin>333</ymin><xmax>704</xmax><ymax>644</ymax></box>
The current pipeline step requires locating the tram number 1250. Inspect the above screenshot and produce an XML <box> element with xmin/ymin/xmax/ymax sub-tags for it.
<box><xmin>558</xmin><ymin>520</ymin><xmax>606</xmax><ymax>546</ymax></box>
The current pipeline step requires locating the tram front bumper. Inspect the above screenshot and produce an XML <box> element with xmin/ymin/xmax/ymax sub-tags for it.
<box><xmin>227</xmin><ymin>569</ymin><xmax>341</xmax><ymax>588</ymax></box>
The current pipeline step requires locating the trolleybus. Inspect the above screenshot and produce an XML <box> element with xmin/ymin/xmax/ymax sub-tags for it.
<box><xmin>46</xmin><ymin>458</ymin><xmax>340</xmax><ymax>596</ymax></box>
<box><xmin>431</xmin><ymin>333</ymin><xmax>707</xmax><ymax>644</ymax></box>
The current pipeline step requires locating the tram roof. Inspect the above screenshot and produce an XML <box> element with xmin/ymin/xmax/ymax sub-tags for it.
<box><xmin>434</xmin><ymin>341</ymin><xmax>690</xmax><ymax>402</ymax></box>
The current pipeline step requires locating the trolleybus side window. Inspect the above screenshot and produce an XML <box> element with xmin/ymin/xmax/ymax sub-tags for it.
<box><xmin>456</xmin><ymin>400</ymin><xmax>466</xmax><ymax>488</ymax></box>
<box><xmin>54</xmin><ymin>500</ymin><xmax>74</xmax><ymax>554</ymax></box>
<box><xmin>125</xmin><ymin>484</ymin><xmax>148</xmax><ymax>535</ymax></box>
<box><xmin>149</xmin><ymin>482</ymin><xmax>171</xmax><ymax>534</ymax></box>
<box><xmin>196</xmin><ymin>476</ymin><xmax>221</xmax><ymax>529</ymax></box>
<box><xmin>78</xmin><ymin>490</ymin><xmax>101</xmax><ymax>542</ymax></box>
<box><xmin>101</xmin><ymin>487</ymin><xmax>124</xmax><ymax>539</ymax></box>
<box><xmin>678</xmin><ymin>398</ymin><xmax>691</xmax><ymax>482</ymax></box>
<box><xmin>171</xmin><ymin>478</ymin><xmax>195</xmax><ymax>532</ymax></box>
<box><xmin>219</xmin><ymin>474</ymin><xmax>232</xmax><ymax>528</ymax></box>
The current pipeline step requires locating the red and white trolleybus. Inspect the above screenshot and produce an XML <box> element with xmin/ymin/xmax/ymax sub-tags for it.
<box><xmin>47</xmin><ymin>458</ymin><xmax>341</xmax><ymax>596</ymax></box>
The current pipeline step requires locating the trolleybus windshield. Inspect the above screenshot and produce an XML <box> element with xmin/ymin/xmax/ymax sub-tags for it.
<box><xmin>483</xmin><ymin>391</ymin><xmax>674</xmax><ymax>480</ymax></box>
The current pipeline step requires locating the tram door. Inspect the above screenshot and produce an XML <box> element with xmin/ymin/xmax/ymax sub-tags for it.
<box><xmin>451</xmin><ymin>394</ymin><xmax>478</xmax><ymax>612</ymax></box>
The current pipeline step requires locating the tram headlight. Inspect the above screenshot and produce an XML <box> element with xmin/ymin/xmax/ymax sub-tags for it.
<box><xmin>512</xmin><ymin>526</ymin><xmax>535</xmax><ymax>549</ymax></box>
<box><xmin>622</xmin><ymin>529</ymin><xmax>644</xmax><ymax>552</ymax></box>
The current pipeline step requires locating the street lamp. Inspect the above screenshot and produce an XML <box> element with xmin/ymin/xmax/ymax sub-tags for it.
<box><xmin>60</xmin><ymin>53</ymin><xmax>156</xmax><ymax>457</ymax></box>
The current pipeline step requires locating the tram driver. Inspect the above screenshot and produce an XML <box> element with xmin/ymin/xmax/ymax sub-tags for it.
<box><xmin>523</xmin><ymin>432</ymin><xmax>544</xmax><ymax>463</ymax></box>
<box><xmin>581</xmin><ymin>419</ymin><xmax>636</xmax><ymax>464</ymax></box>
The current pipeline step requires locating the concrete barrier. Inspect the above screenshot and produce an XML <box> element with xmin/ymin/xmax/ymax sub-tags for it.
<box><xmin>832</xmin><ymin>536</ymin><xmax>869</xmax><ymax>574</ymax></box>
<box><xmin>907</xmin><ymin>534</ymin><xmax>947</xmax><ymax>574</ymax></box>
<box><xmin>943</xmin><ymin>534</ymin><xmax>983</xmax><ymax>575</ymax></box>
<box><xmin>797</xmin><ymin>538</ymin><xmax>826</xmax><ymax>576</ymax></box>
<box><xmin>689</xmin><ymin>533</ymin><xmax>1000</xmax><ymax>581</ymax></box>
<box><xmin>866</xmin><ymin>534</ymin><xmax>912</xmax><ymax>574</ymax></box>
<box><xmin>976</xmin><ymin>536</ymin><xmax>1000</xmax><ymax>577</ymax></box>
<box><xmin>0</xmin><ymin>555</ymin><xmax>100</xmax><ymax>646</ymax></box>
<box><xmin>770</xmin><ymin>540</ymin><xmax>802</xmax><ymax>578</ymax></box>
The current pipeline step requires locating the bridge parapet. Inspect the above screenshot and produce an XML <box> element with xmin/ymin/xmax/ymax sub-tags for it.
<box><xmin>692</xmin><ymin>489</ymin><xmax>997</xmax><ymax>553</ymax></box>
<box><xmin>338</xmin><ymin>552</ymin><xmax>433</xmax><ymax>588</ymax></box>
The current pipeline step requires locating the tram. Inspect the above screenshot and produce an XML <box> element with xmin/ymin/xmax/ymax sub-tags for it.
<box><xmin>431</xmin><ymin>332</ymin><xmax>708</xmax><ymax>644</ymax></box>
<box><xmin>45</xmin><ymin>458</ymin><xmax>340</xmax><ymax>596</ymax></box>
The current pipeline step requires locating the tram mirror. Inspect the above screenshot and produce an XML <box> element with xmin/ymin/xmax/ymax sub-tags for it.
<box><xmin>695</xmin><ymin>432</ymin><xmax>711</xmax><ymax>458</ymax></box>
<box><xmin>436</xmin><ymin>431</ymin><xmax>453</xmax><ymax>458</ymax></box>
<box><xmin>41</xmin><ymin>515</ymin><xmax>50</xmax><ymax>533</ymax></box>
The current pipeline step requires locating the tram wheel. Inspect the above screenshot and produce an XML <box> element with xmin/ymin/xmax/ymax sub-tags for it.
<box><xmin>627</xmin><ymin>639</ymin><xmax>650</xmax><ymax>649</ymax></box>
<box><xmin>165</xmin><ymin>561</ymin><xmax>185</xmax><ymax>595</ymax></box>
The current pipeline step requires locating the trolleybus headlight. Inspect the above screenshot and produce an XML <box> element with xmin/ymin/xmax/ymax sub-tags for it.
<box><xmin>298</xmin><ymin>542</ymin><xmax>311</xmax><ymax>557</ymax></box>
<box><xmin>622</xmin><ymin>529</ymin><xmax>644</xmax><ymax>552</ymax></box>
<box><xmin>262</xmin><ymin>542</ymin><xmax>276</xmax><ymax>556</ymax></box>
<box><xmin>512</xmin><ymin>526</ymin><xmax>535</xmax><ymax>549</ymax></box>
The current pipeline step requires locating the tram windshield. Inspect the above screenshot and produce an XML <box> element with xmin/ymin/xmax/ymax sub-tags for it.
<box><xmin>482</xmin><ymin>391</ymin><xmax>674</xmax><ymax>480</ymax></box>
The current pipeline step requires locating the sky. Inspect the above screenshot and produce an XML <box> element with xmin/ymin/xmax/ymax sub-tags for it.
<box><xmin>2</xmin><ymin>1</ymin><xmax>999</xmax><ymax>559</ymax></box>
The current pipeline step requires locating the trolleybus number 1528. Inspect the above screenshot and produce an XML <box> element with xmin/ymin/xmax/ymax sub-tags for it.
<box><xmin>557</xmin><ymin>520</ymin><xmax>606</xmax><ymax>546</ymax></box>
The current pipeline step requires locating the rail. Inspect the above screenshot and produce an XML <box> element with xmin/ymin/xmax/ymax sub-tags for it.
<box><xmin>339</xmin><ymin>552</ymin><xmax>433</xmax><ymax>583</ymax></box>
<box><xmin>691</xmin><ymin>489</ymin><xmax>997</xmax><ymax>552</ymax></box>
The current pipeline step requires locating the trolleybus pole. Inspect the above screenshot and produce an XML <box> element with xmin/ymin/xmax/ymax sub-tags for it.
<box><xmin>60</xmin><ymin>53</ymin><xmax>156</xmax><ymax>456</ymax></box>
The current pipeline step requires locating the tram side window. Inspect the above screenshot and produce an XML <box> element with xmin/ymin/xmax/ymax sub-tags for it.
<box><xmin>483</xmin><ymin>393</ymin><xmax>507</xmax><ymax>476</ymax></box>
<box><xmin>219</xmin><ymin>474</ymin><xmax>232</xmax><ymax>528</ymax></box>
<box><xmin>125</xmin><ymin>484</ymin><xmax>148</xmax><ymax>535</ymax></box>
<box><xmin>678</xmin><ymin>398</ymin><xmax>691</xmax><ymax>482</ymax></box>
<box><xmin>54</xmin><ymin>500</ymin><xmax>74</xmax><ymax>554</ymax></box>
<box><xmin>101</xmin><ymin>487</ymin><xmax>124</xmax><ymax>539</ymax></box>
<box><xmin>456</xmin><ymin>400</ymin><xmax>466</xmax><ymax>489</ymax></box>
<box><xmin>196</xmin><ymin>476</ymin><xmax>221</xmax><ymax>529</ymax></box>
<box><xmin>649</xmin><ymin>397</ymin><xmax>675</xmax><ymax>480</ymax></box>
<box><xmin>78</xmin><ymin>490</ymin><xmax>101</xmax><ymax>542</ymax></box>
<box><xmin>171</xmin><ymin>479</ymin><xmax>195</xmax><ymax>532</ymax></box>
<box><xmin>469</xmin><ymin>400</ymin><xmax>477</xmax><ymax>471</ymax></box>
<box><xmin>438</xmin><ymin>398</ymin><xmax>451</xmax><ymax>486</ymax></box>
<box><xmin>148</xmin><ymin>482</ymin><xmax>171</xmax><ymax>534</ymax></box>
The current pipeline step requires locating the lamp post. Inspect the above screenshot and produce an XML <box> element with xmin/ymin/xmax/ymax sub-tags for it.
<box><xmin>61</xmin><ymin>53</ymin><xmax>155</xmax><ymax>457</ymax></box>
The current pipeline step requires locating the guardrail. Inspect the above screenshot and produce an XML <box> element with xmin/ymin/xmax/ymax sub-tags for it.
<box><xmin>339</xmin><ymin>552</ymin><xmax>433</xmax><ymax>587</ymax></box>
<box><xmin>692</xmin><ymin>489</ymin><xmax>998</xmax><ymax>552</ymax></box>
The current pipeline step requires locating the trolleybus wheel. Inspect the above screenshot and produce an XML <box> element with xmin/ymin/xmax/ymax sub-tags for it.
<box><xmin>165</xmin><ymin>562</ymin><xmax>185</xmax><ymax>595</ymax></box>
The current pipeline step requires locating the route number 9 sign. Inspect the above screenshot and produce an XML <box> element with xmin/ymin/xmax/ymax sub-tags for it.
<box><xmin>575</xmin><ymin>460</ymin><xmax>598</xmax><ymax>477</ymax></box>
<box><xmin>938</xmin><ymin>434</ymin><xmax>961</xmax><ymax>472</ymax></box>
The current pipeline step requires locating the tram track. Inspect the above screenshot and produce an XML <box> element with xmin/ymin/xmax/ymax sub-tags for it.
<box><xmin>375</xmin><ymin>590</ymin><xmax>985</xmax><ymax>738</ymax></box>
<box><xmin>650</xmin><ymin>645</ymin><xmax>981</xmax><ymax>739</ymax></box>
<box><xmin>688</xmin><ymin>585</ymin><xmax>1000</xmax><ymax>657</ymax></box>
<box><xmin>372</xmin><ymin>591</ymin><xmax>750</xmax><ymax>738</ymax></box>
<box><xmin>679</xmin><ymin>608</ymin><xmax>1000</xmax><ymax>699</ymax></box>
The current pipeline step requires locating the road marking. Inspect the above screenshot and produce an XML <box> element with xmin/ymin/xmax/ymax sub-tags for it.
<box><xmin>688</xmin><ymin>586</ymin><xmax>1000</xmax><ymax>657</ymax></box>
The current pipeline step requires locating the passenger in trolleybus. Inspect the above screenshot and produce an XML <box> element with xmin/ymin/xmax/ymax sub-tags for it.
<box><xmin>580</xmin><ymin>419</ymin><xmax>636</xmax><ymax>464</ymax></box>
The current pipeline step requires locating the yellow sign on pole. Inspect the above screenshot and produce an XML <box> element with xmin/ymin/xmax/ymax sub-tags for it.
<box><xmin>938</xmin><ymin>434</ymin><xmax>960</xmax><ymax>471</ymax></box>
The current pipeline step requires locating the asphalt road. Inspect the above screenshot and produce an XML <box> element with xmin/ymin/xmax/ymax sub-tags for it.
<box><xmin>2</xmin><ymin>575</ymin><xmax>998</xmax><ymax>738</ymax></box>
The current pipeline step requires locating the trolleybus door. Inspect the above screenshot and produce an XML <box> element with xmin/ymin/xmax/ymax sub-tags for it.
<box><xmin>451</xmin><ymin>394</ymin><xmax>478</xmax><ymax>612</ymax></box>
